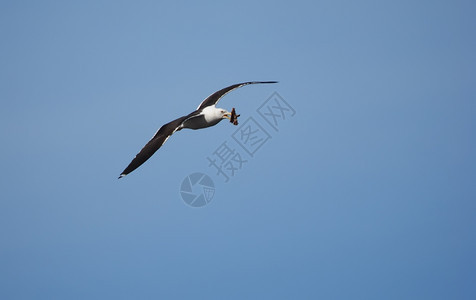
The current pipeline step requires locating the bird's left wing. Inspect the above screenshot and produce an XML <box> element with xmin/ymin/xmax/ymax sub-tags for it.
<box><xmin>196</xmin><ymin>81</ymin><xmax>277</xmax><ymax>110</ymax></box>
<box><xmin>118</xmin><ymin>115</ymin><xmax>188</xmax><ymax>178</ymax></box>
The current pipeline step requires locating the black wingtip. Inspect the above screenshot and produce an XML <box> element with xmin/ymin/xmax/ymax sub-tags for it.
<box><xmin>254</xmin><ymin>81</ymin><xmax>278</xmax><ymax>84</ymax></box>
<box><xmin>118</xmin><ymin>174</ymin><xmax>125</xmax><ymax>179</ymax></box>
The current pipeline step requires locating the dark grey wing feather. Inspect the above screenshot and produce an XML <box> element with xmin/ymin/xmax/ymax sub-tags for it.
<box><xmin>196</xmin><ymin>81</ymin><xmax>278</xmax><ymax>110</ymax></box>
<box><xmin>118</xmin><ymin>115</ymin><xmax>188</xmax><ymax>178</ymax></box>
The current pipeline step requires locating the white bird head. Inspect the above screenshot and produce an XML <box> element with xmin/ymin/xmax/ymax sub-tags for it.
<box><xmin>218</xmin><ymin>108</ymin><xmax>232</xmax><ymax>120</ymax></box>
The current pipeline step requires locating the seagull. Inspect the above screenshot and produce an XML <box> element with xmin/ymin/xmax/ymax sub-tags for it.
<box><xmin>118</xmin><ymin>81</ymin><xmax>277</xmax><ymax>178</ymax></box>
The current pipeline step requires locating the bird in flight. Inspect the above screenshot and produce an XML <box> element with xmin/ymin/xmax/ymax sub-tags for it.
<box><xmin>118</xmin><ymin>81</ymin><xmax>277</xmax><ymax>178</ymax></box>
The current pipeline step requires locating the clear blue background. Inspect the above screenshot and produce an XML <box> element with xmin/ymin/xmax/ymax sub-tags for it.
<box><xmin>1</xmin><ymin>0</ymin><xmax>475</xmax><ymax>299</ymax></box>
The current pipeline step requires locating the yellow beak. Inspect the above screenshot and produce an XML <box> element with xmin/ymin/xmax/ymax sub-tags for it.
<box><xmin>223</xmin><ymin>112</ymin><xmax>231</xmax><ymax>120</ymax></box>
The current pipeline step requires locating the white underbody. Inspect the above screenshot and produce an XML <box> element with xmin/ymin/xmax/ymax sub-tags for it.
<box><xmin>182</xmin><ymin>105</ymin><xmax>225</xmax><ymax>130</ymax></box>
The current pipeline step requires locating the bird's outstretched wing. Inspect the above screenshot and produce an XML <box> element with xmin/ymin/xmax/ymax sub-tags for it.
<box><xmin>118</xmin><ymin>115</ymin><xmax>188</xmax><ymax>178</ymax></box>
<box><xmin>196</xmin><ymin>81</ymin><xmax>277</xmax><ymax>110</ymax></box>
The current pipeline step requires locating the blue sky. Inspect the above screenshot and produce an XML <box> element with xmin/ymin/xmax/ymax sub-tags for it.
<box><xmin>1</xmin><ymin>0</ymin><xmax>475</xmax><ymax>299</ymax></box>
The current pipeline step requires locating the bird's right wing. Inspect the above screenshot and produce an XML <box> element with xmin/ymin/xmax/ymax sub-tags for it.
<box><xmin>196</xmin><ymin>81</ymin><xmax>278</xmax><ymax>110</ymax></box>
<box><xmin>118</xmin><ymin>115</ymin><xmax>188</xmax><ymax>178</ymax></box>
